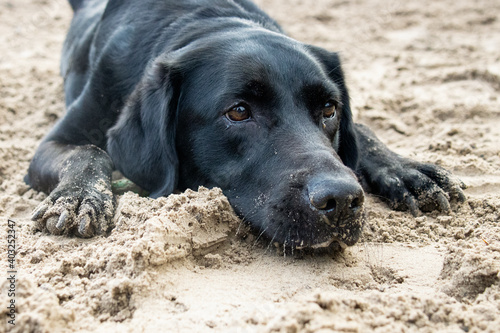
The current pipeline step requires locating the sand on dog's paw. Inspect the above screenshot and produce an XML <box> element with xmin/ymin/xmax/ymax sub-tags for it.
<box><xmin>31</xmin><ymin>179</ymin><xmax>115</xmax><ymax>237</ymax></box>
<box><xmin>374</xmin><ymin>161</ymin><xmax>466</xmax><ymax>216</ymax></box>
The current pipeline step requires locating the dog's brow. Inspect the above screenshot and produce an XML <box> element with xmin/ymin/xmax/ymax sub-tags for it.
<box><xmin>246</xmin><ymin>80</ymin><xmax>266</xmax><ymax>97</ymax></box>
<box><xmin>230</xmin><ymin>77</ymin><xmax>274</xmax><ymax>103</ymax></box>
<box><xmin>302</xmin><ymin>82</ymin><xmax>340</xmax><ymax>102</ymax></box>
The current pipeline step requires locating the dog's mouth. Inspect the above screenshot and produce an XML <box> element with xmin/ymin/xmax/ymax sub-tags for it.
<box><xmin>269</xmin><ymin>213</ymin><xmax>364</xmax><ymax>252</ymax></box>
<box><xmin>285</xmin><ymin>206</ymin><xmax>365</xmax><ymax>250</ymax></box>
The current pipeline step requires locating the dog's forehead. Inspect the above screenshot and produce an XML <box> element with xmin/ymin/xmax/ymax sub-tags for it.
<box><xmin>180</xmin><ymin>29</ymin><xmax>340</xmax><ymax>116</ymax></box>
<box><xmin>228</xmin><ymin>36</ymin><xmax>327</xmax><ymax>84</ymax></box>
<box><xmin>216</xmin><ymin>34</ymin><xmax>338</xmax><ymax>101</ymax></box>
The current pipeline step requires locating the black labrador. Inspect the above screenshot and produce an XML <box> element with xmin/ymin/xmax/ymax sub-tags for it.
<box><xmin>26</xmin><ymin>0</ymin><xmax>465</xmax><ymax>249</ymax></box>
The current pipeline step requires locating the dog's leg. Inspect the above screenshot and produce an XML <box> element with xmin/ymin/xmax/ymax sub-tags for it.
<box><xmin>27</xmin><ymin>141</ymin><xmax>115</xmax><ymax>237</ymax></box>
<box><xmin>354</xmin><ymin>123</ymin><xmax>466</xmax><ymax>215</ymax></box>
<box><xmin>27</xmin><ymin>67</ymin><xmax>118</xmax><ymax>237</ymax></box>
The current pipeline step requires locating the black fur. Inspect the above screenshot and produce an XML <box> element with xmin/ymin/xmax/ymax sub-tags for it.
<box><xmin>68</xmin><ymin>0</ymin><xmax>84</xmax><ymax>11</ymax></box>
<box><xmin>27</xmin><ymin>0</ymin><xmax>465</xmax><ymax>247</ymax></box>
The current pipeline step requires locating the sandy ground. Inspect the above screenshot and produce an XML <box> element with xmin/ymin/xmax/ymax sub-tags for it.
<box><xmin>1</xmin><ymin>0</ymin><xmax>499</xmax><ymax>332</ymax></box>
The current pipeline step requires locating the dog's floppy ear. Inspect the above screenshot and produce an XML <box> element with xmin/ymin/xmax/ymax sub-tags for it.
<box><xmin>107</xmin><ymin>57</ymin><xmax>181</xmax><ymax>198</ymax></box>
<box><xmin>306</xmin><ymin>45</ymin><xmax>359</xmax><ymax>170</ymax></box>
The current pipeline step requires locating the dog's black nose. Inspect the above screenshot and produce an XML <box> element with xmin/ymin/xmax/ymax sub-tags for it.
<box><xmin>308</xmin><ymin>176</ymin><xmax>364</xmax><ymax>218</ymax></box>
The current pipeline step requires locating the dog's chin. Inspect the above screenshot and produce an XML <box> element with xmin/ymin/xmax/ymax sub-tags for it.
<box><xmin>295</xmin><ymin>237</ymin><xmax>348</xmax><ymax>251</ymax></box>
<box><xmin>294</xmin><ymin>225</ymin><xmax>361</xmax><ymax>251</ymax></box>
<box><xmin>267</xmin><ymin>213</ymin><xmax>364</xmax><ymax>252</ymax></box>
<box><xmin>280</xmin><ymin>205</ymin><xmax>365</xmax><ymax>250</ymax></box>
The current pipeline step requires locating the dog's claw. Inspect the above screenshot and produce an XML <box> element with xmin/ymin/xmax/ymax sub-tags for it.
<box><xmin>32</xmin><ymin>203</ymin><xmax>49</xmax><ymax>221</ymax></box>
<box><xmin>405</xmin><ymin>195</ymin><xmax>420</xmax><ymax>217</ymax></box>
<box><xmin>458</xmin><ymin>191</ymin><xmax>466</xmax><ymax>202</ymax></box>
<box><xmin>436</xmin><ymin>192</ymin><xmax>451</xmax><ymax>212</ymax></box>
<box><xmin>56</xmin><ymin>210</ymin><xmax>69</xmax><ymax>231</ymax></box>
<box><xmin>78</xmin><ymin>215</ymin><xmax>93</xmax><ymax>238</ymax></box>
<box><xmin>455</xmin><ymin>181</ymin><xmax>467</xmax><ymax>202</ymax></box>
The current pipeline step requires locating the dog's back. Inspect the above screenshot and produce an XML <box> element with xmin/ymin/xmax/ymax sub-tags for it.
<box><xmin>62</xmin><ymin>0</ymin><xmax>281</xmax><ymax>107</ymax></box>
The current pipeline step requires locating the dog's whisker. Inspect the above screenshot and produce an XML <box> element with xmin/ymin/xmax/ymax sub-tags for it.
<box><xmin>253</xmin><ymin>226</ymin><xmax>269</xmax><ymax>247</ymax></box>
<box><xmin>327</xmin><ymin>64</ymin><xmax>342</xmax><ymax>77</ymax></box>
<box><xmin>235</xmin><ymin>206</ymin><xmax>260</xmax><ymax>238</ymax></box>
<box><xmin>266</xmin><ymin>225</ymin><xmax>282</xmax><ymax>253</ymax></box>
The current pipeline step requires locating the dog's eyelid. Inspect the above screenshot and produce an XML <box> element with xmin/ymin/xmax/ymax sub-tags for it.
<box><xmin>330</xmin><ymin>99</ymin><xmax>343</xmax><ymax>113</ymax></box>
<box><xmin>324</xmin><ymin>99</ymin><xmax>337</xmax><ymax>108</ymax></box>
<box><xmin>322</xmin><ymin>98</ymin><xmax>341</xmax><ymax>109</ymax></box>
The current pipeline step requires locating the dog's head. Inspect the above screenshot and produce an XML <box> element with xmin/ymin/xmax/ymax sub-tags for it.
<box><xmin>108</xmin><ymin>27</ymin><xmax>365</xmax><ymax>249</ymax></box>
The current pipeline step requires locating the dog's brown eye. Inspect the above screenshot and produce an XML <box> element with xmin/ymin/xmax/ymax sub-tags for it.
<box><xmin>226</xmin><ymin>105</ymin><xmax>250</xmax><ymax>122</ymax></box>
<box><xmin>322</xmin><ymin>101</ymin><xmax>337</xmax><ymax>119</ymax></box>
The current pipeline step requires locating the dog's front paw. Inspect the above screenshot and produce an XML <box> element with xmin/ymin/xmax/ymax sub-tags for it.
<box><xmin>31</xmin><ymin>179</ymin><xmax>116</xmax><ymax>237</ymax></box>
<box><xmin>369</xmin><ymin>160</ymin><xmax>466</xmax><ymax>216</ymax></box>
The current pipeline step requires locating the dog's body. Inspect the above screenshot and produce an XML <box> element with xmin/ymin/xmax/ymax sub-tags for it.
<box><xmin>27</xmin><ymin>0</ymin><xmax>465</xmax><ymax>249</ymax></box>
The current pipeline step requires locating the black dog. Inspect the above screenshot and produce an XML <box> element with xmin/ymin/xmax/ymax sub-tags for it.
<box><xmin>26</xmin><ymin>0</ymin><xmax>465</xmax><ymax>249</ymax></box>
